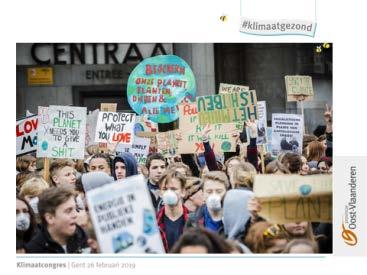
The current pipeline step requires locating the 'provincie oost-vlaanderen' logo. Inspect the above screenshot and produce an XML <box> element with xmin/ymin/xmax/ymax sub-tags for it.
<box><xmin>341</xmin><ymin>166</ymin><xmax>358</xmax><ymax>246</ymax></box>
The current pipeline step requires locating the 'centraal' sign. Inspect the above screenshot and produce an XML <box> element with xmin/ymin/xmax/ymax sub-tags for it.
<box><xmin>27</xmin><ymin>43</ymin><xmax>171</xmax><ymax>65</ymax></box>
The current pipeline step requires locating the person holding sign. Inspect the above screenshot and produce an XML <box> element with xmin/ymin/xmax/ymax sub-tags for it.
<box><xmin>156</xmin><ymin>170</ymin><xmax>189</xmax><ymax>252</ymax></box>
<box><xmin>25</xmin><ymin>185</ymin><xmax>88</xmax><ymax>253</ymax></box>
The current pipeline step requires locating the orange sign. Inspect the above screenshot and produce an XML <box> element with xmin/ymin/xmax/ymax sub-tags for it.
<box><xmin>27</xmin><ymin>67</ymin><xmax>53</xmax><ymax>85</ymax></box>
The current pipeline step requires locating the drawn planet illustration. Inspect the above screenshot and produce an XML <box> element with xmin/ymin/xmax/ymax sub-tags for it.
<box><xmin>299</xmin><ymin>184</ymin><xmax>312</xmax><ymax>196</ymax></box>
<box><xmin>134</xmin><ymin>123</ymin><xmax>145</xmax><ymax>135</ymax></box>
<box><xmin>41</xmin><ymin>141</ymin><xmax>48</xmax><ymax>151</ymax></box>
<box><xmin>221</xmin><ymin>141</ymin><xmax>231</xmax><ymax>151</ymax></box>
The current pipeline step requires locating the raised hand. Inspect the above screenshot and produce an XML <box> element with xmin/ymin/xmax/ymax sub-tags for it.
<box><xmin>324</xmin><ymin>104</ymin><xmax>332</xmax><ymax>124</ymax></box>
<box><xmin>202</xmin><ymin>123</ymin><xmax>212</xmax><ymax>142</ymax></box>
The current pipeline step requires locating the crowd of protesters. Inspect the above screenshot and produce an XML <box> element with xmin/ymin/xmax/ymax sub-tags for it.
<box><xmin>16</xmin><ymin>105</ymin><xmax>333</xmax><ymax>254</ymax></box>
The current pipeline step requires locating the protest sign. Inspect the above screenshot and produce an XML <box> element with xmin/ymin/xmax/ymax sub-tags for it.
<box><xmin>219</xmin><ymin>83</ymin><xmax>249</xmax><ymax>94</ymax></box>
<box><xmin>135</xmin><ymin>115</ymin><xmax>159</xmax><ymax>138</ymax></box>
<box><xmin>254</xmin><ymin>174</ymin><xmax>332</xmax><ymax>223</ymax></box>
<box><xmin>100</xmin><ymin>103</ymin><xmax>117</xmax><ymax>112</ymax></box>
<box><xmin>285</xmin><ymin>75</ymin><xmax>314</xmax><ymax>101</ymax></box>
<box><xmin>271</xmin><ymin>113</ymin><xmax>303</xmax><ymax>155</ymax></box>
<box><xmin>85</xmin><ymin>109</ymin><xmax>99</xmax><ymax>147</ymax></box>
<box><xmin>116</xmin><ymin>136</ymin><xmax>151</xmax><ymax>165</ymax></box>
<box><xmin>95</xmin><ymin>112</ymin><xmax>135</xmax><ymax>144</ymax></box>
<box><xmin>87</xmin><ymin>174</ymin><xmax>165</xmax><ymax>253</ymax></box>
<box><xmin>197</xmin><ymin>90</ymin><xmax>258</xmax><ymax>125</ymax></box>
<box><xmin>127</xmin><ymin>55</ymin><xmax>196</xmax><ymax>124</ymax></box>
<box><xmin>16</xmin><ymin>115</ymin><xmax>38</xmax><ymax>156</ymax></box>
<box><xmin>36</xmin><ymin>105</ymin><xmax>86</xmax><ymax>159</ymax></box>
<box><xmin>177</xmin><ymin>103</ymin><xmax>242</xmax><ymax>154</ymax></box>
<box><xmin>265</xmin><ymin>127</ymin><xmax>273</xmax><ymax>155</ymax></box>
<box><xmin>156</xmin><ymin>130</ymin><xmax>180</xmax><ymax>157</ymax></box>
<box><xmin>99</xmin><ymin>103</ymin><xmax>117</xmax><ymax>153</ymax></box>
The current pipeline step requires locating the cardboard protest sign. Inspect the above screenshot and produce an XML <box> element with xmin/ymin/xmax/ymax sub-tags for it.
<box><xmin>100</xmin><ymin>103</ymin><xmax>117</xmax><ymax>112</ymax></box>
<box><xmin>85</xmin><ymin>109</ymin><xmax>99</xmax><ymax>147</ymax></box>
<box><xmin>285</xmin><ymin>75</ymin><xmax>314</xmax><ymax>101</ymax></box>
<box><xmin>156</xmin><ymin>130</ymin><xmax>180</xmax><ymax>157</ymax></box>
<box><xmin>16</xmin><ymin>115</ymin><xmax>38</xmax><ymax>156</ymax></box>
<box><xmin>95</xmin><ymin>112</ymin><xmax>135</xmax><ymax>144</ymax></box>
<box><xmin>87</xmin><ymin>175</ymin><xmax>165</xmax><ymax>253</ymax></box>
<box><xmin>271</xmin><ymin>113</ymin><xmax>303</xmax><ymax>155</ymax></box>
<box><xmin>177</xmin><ymin>103</ymin><xmax>242</xmax><ymax>154</ymax></box>
<box><xmin>219</xmin><ymin>83</ymin><xmax>249</xmax><ymax>94</ymax></box>
<box><xmin>254</xmin><ymin>174</ymin><xmax>332</xmax><ymax>223</ymax></box>
<box><xmin>116</xmin><ymin>136</ymin><xmax>151</xmax><ymax>165</ymax></box>
<box><xmin>134</xmin><ymin>115</ymin><xmax>159</xmax><ymax>138</ymax></box>
<box><xmin>36</xmin><ymin>106</ymin><xmax>87</xmax><ymax>159</ymax></box>
<box><xmin>196</xmin><ymin>90</ymin><xmax>258</xmax><ymax>125</ymax></box>
<box><xmin>127</xmin><ymin>55</ymin><xmax>196</xmax><ymax>124</ymax></box>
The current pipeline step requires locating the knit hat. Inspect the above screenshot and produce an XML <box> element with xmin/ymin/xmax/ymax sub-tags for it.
<box><xmin>81</xmin><ymin>171</ymin><xmax>115</xmax><ymax>192</ymax></box>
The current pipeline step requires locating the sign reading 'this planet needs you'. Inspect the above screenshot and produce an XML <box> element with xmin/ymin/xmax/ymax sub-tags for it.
<box><xmin>127</xmin><ymin>55</ymin><xmax>196</xmax><ymax>124</ymax></box>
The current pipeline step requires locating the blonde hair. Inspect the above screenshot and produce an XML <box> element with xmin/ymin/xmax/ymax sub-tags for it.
<box><xmin>231</xmin><ymin>161</ymin><xmax>256</xmax><ymax>189</ymax></box>
<box><xmin>224</xmin><ymin>156</ymin><xmax>241</xmax><ymax>174</ymax></box>
<box><xmin>184</xmin><ymin>177</ymin><xmax>203</xmax><ymax>199</ymax></box>
<box><xmin>202</xmin><ymin>171</ymin><xmax>229</xmax><ymax>190</ymax></box>
<box><xmin>19</xmin><ymin>176</ymin><xmax>50</xmax><ymax>198</ymax></box>
<box><xmin>168</xmin><ymin>162</ymin><xmax>192</xmax><ymax>177</ymax></box>
<box><xmin>282</xmin><ymin>238</ymin><xmax>318</xmax><ymax>253</ymax></box>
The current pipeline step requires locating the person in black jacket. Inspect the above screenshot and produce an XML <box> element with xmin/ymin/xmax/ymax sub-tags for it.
<box><xmin>25</xmin><ymin>185</ymin><xmax>88</xmax><ymax>253</ymax></box>
<box><xmin>145</xmin><ymin>153</ymin><xmax>167</xmax><ymax>211</ymax></box>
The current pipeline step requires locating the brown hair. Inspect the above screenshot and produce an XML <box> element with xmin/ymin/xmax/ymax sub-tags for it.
<box><xmin>283</xmin><ymin>222</ymin><xmax>316</xmax><ymax>242</ymax></box>
<box><xmin>184</xmin><ymin>177</ymin><xmax>203</xmax><ymax>199</ymax></box>
<box><xmin>202</xmin><ymin>171</ymin><xmax>229</xmax><ymax>190</ymax></box>
<box><xmin>16</xmin><ymin>171</ymin><xmax>36</xmax><ymax>189</ymax></box>
<box><xmin>16</xmin><ymin>196</ymin><xmax>37</xmax><ymax>243</ymax></box>
<box><xmin>282</xmin><ymin>238</ymin><xmax>318</xmax><ymax>253</ymax></box>
<box><xmin>265</xmin><ymin>160</ymin><xmax>290</xmax><ymax>174</ymax></box>
<box><xmin>171</xmin><ymin>227</ymin><xmax>232</xmax><ymax>253</ymax></box>
<box><xmin>244</xmin><ymin>222</ymin><xmax>288</xmax><ymax>253</ymax></box>
<box><xmin>231</xmin><ymin>161</ymin><xmax>256</xmax><ymax>189</ymax></box>
<box><xmin>146</xmin><ymin>153</ymin><xmax>166</xmax><ymax>169</ymax></box>
<box><xmin>168</xmin><ymin>162</ymin><xmax>192</xmax><ymax>177</ymax></box>
<box><xmin>19</xmin><ymin>176</ymin><xmax>49</xmax><ymax>198</ymax></box>
<box><xmin>302</xmin><ymin>134</ymin><xmax>317</xmax><ymax>155</ymax></box>
<box><xmin>16</xmin><ymin>155</ymin><xmax>36</xmax><ymax>172</ymax></box>
<box><xmin>89</xmin><ymin>153</ymin><xmax>112</xmax><ymax>168</ymax></box>
<box><xmin>37</xmin><ymin>185</ymin><xmax>76</xmax><ymax>225</ymax></box>
<box><xmin>158</xmin><ymin>169</ymin><xmax>187</xmax><ymax>190</ymax></box>
<box><xmin>307</xmin><ymin>141</ymin><xmax>325</xmax><ymax>162</ymax></box>
<box><xmin>281</xmin><ymin>153</ymin><xmax>302</xmax><ymax>174</ymax></box>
